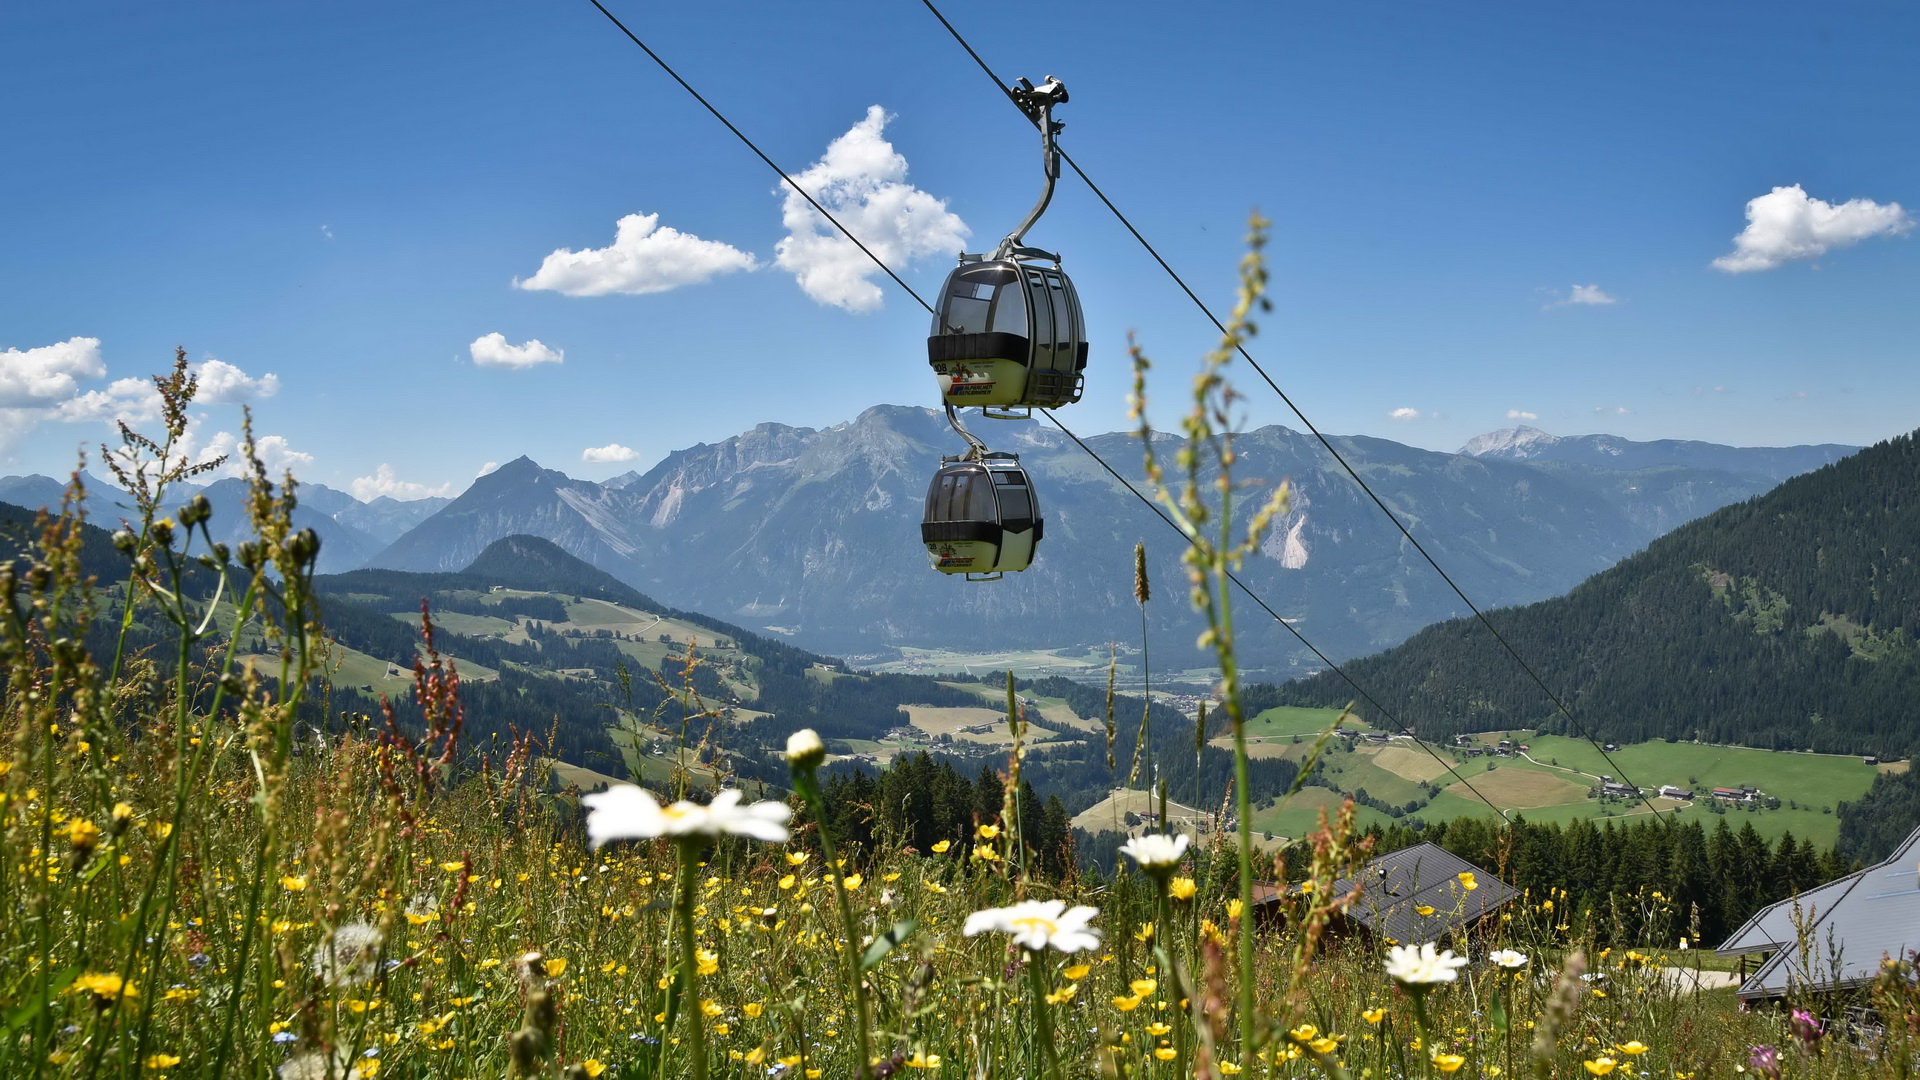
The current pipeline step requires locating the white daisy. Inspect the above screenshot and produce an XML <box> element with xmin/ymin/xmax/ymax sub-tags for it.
<box><xmin>1489</xmin><ymin>949</ymin><xmax>1529</xmax><ymax>970</ymax></box>
<box><xmin>785</xmin><ymin>728</ymin><xmax>826</xmax><ymax>767</ymax></box>
<box><xmin>1118</xmin><ymin>832</ymin><xmax>1190</xmax><ymax>873</ymax></box>
<box><xmin>963</xmin><ymin>900</ymin><xmax>1103</xmax><ymax>954</ymax></box>
<box><xmin>583</xmin><ymin>786</ymin><xmax>790</xmax><ymax>846</ymax></box>
<box><xmin>1384</xmin><ymin>942</ymin><xmax>1469</xmax><ymax>987</ymax></box>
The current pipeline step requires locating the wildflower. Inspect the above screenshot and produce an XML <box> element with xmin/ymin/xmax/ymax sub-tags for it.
<box><xmin>1582</xmin><ymin>1058</ymin><xmax>1617</xmax><ymax>1076</ymax></box>
<box><xmin>579</xmin><ymin>1061</ymin><xmax>608</xmax><ymax>1078</ymax></box>
<box><xmin>841</xmin><ymin>873</ymin><xmax>862</xmax><ymax>891</ymax></box>
<box><xmin>1044</xmin><ymin>983</ymin><xmax>1078</xmax><ymax>1004</ymax></box>
<box><xmin>1131</xmin><ymin>979</ymin><xmax>1157</xmax><ymax>997</ymax></box>
<box><xmin>1457</xmin><ymin>871</ymin><xmax>1478</xmax><ymax>891</ymax></box>
<box><xmin>785</xmin><ymin>728</ymin><xmax>826</xmax><ymax>768</ymax></box>
<box><xmin>1747</xmin><ymin>1046</ymin><xmax>1781</xmax><ymax>1080</ymax></box>
<box><xmin>1064</xmin><ymin>964</ymin><xmax>1091</xmax><ymax>980</ymax></box>
<box><xmin>1432</xmin><ymin>1052</ymin><xmax>1466</xmax><ymax>1072</ymax></box>
<box><xmin>1111</xmin><ymin>994</ymin><xmax>1142</xmax><ymax>1011</ymax></box>
<box><xmin>785</xmin><ymin>852</ymin><xmax>809</xmax><ymax>866</ymax></box>
<box><xmin>695</xmin><ymin>950</ymin><xmax>718</xmax><ymax>976</ymax></box>
<box><xmin>904</xmin><ymin>1052</ymin><xmax>941</xmax><ymax>1068</ymax></box>
<box><xmin>1154</xmin><ymin>1047</ymin><xmax>1176</xmax><ymax>1061</ymax></box>
<box><xmin>743</xmin><ymin>1002</ymin><xmax>763</xmax><ymax>1018</ymax></box>
<box><xmin>311</xmin><ymin>923</ymin><xmax>385</xmax><ymax>988</ymax></box>
<box><xmin>1385</xmin><ymin>943</ymin><xmax>1469</xmax><ymax>989</ymax></box>
<box><xmin>544</xmin><ymin>958</ymin><xmax>569</xmax><ymax>978</ymax></box>
<box><xmin>1614</xmin><ymin>1041</ymin><xmax>1650</xmax><ymax>1056</ymax></box>
<box><xmin>1226</xmin><ymin>899</ymin><xmax>1243</xmax><ymax>920</ymax></box>
<box><xmin>1790</xmin><ymin>1009</ymin><xmax>1823</xmax><ymax>1046</ymax></box>
<box><xmin>1362</xmin><ymin>1007</ymin><xmax>1387</xmax><ymax>1024</ymax></box>
<box><xmin>72</xmin><ymin>972</ymin><xmax>137</xmax><ymax>1008</ymax></box>
<box><xmin>976</xmin><ymin>824</ymin><xmax>1000</xmax><ymax>840</ymax></box>
<box><xmin>931</xmin><ymin>840</ymin><xmax>951</xmax><ymax>853</ymax></box>
<box><xmin>144</xmin><ymin>1053</ymin><xmax>182</xmax><ymax>1070</ymax></box>
<box><xmin>280</xmin><ymin>875</ymin><xmax>308</xmax><ymax>892</ymax></box>
<box><xmin>1489</xmin><ymin>949</ymin><xmax>1528</xmax><ymax>970</ymax></box>
<box><xmin>1168</xmin><ymin>877</ymin><xmax>1198</xmax><ymax>901</ymax></box>
<box><xmin>1414</xmin><ymin>905</ymin><xmax>1436</xmax><ymax>916</ymax></box>
<box><xmin>1119</xmin><ymin>833</ymin><xmax>1191</xmax><ymax>874</ymax></box>
<box><xmin>964</xmin><ymin>900</ymin><xmax>1102</xmax><ymax>954</ymax></box>
<box><xmin>582</xmin><ymin>786</ymin><xmax>790</xmax><ymax>846</ymax></box>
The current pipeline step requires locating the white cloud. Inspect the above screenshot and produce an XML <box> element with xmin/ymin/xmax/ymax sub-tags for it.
<box><xmin>1507</xmin><ymin>409</ymin><xmax>1538</xmax><ymax>421</ymax></box>
<box><xmin>469</xmin><ymin>333</ymin><xmax>564</xmax><ymax>369</ymax></box>
<box><xmin>193</xmin><ymin>358</ymin><xmax>279</xmax><ymax>402</ymax></box>
<box><xmin>774</xmin><ymin>106</ymin><xmax>969</xmax><ymax>312</ymax></box>
<box><xmin>320</xmin><ymin>224</ymin><xmax>334</xmax><ymax>240</ymax></box>
<box><xmin>192</xmin><ymin>429</ymin><xmax>313</xmax><ymax>477</ymax></box>
<box><xmin>1565</xmin><ymin>284</ymin><xmax>1617</xmax><ymax>306</ymax></box>
<box><xmin>1594</xmin><ymin>405</ymin><xmax>1632</xmax><ymax>415</ymax></box>
<box><xmin>0</xmin><ymin>337</ymin><xmax>105</xmax><ymax>407</ymax></box>
<box><xmin>517</xmin><ymin>212</ymin><xmax>757</xmax><ymax>297</ymax></box>
<box><xmin>581</xmin><ymin>443</ymin><xmax>639</xmax><ymax>463</ymax></box>
<box><xmin>1713</xmin><ymin>184</ymin><xmax>1911</xmax><ymax>273</ymax></box>
<box><xmin>350</xmin><ymin>464</ymin><xmax>455</xmax><ymax>502</ymax></box>
<box><xmin>1388</xmin><ymin>407</ymin><xmax>1420</xmax><ymax>421</ymax></box>
<box><xmin>56</xmin><ymin>376</ymin><xmax>162</xmax><ymax>424</ymax></box>
<box><xmin>476</xmin><ymin>461</ymin><xmax>499</xmax><ymax>478</ymax></box>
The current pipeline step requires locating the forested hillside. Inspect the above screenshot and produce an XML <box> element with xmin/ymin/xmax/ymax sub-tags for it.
<box><xmin>1264</xmin><ymin>429</ymin><xmax>1919</xmax><ymax>754</ymax></box>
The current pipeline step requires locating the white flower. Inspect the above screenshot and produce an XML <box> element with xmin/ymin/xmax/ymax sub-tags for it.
<box><xmin>785</xmin><ymin>728</ymin><xmax>826</xmax><ymax>767</ymax></box>
<box><xmin>963</xmin><ymin>900</ymin><xmax>1103</xmax><ymax>954</ymax></box>
<box><xmin>310</xmin><ymin>922</ymin><xmax>383</xmax><ymax>988</ymax></box>
<box><xmin>1384</xmin><ymin>942</ymin><xmax>1469</xmax><ymax>987</ymax></box>
<box><xmin>1118</xmin><ymin>832</ymin><xmax>1190</xmax><ymax>872</ymax></box>
<box><xmin>1489</xmin><ymin>949</ymin><xmax>1528</xmax><ymax>970</ymax></box>
<box><xmin>582</xmin><ymin>785</ymin><xmax>790</xmax><ymax>846</ymax></box>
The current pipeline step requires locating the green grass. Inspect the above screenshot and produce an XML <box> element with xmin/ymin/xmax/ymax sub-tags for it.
<box><xmin>1515</xmin><ymin>734</ymin><xmax>1879</xmax><ymax>810</ymax></box>
<box><xmin>1242</xmin><ymin>705</ymin><xmax>1360</xmax><ymax>739</ymax></box>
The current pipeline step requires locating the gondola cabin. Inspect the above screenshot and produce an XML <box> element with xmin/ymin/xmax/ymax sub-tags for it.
<box><xmin>921</xmin><ymin>456</ymin><xmax>1044</xmax><ymax>580</ymax></box>
<box><xmin>928</xmin><ymin>258</ymin><xmax>1086</xmax><ymax>417</ymax></box>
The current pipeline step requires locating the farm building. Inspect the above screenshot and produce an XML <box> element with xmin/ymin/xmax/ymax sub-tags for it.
<box><xmin>1601</xmin><ymin>781</ymin><xmax>1639</xmax><ymax>798</ymax></box>
<box><xmin>1718</xmin><ymin>823</ymin><xmax>1920</xmax><ymax>1001</ymax></box>
<box><xmin>1251</xmin><ymin>843</ymin><xmax>1516</xmax><ymax>943</ymax></box>
<box><xmin>1658</xmin><ymin>785</ymin><xmax>1692</xmax><ymax>800</ymax></box>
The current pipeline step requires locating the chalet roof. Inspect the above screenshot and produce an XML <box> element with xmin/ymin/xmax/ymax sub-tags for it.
<box><xmin>1259</xmin><ymin>842</ymin><xmax>1516</xmax><ymax>944</ymax></box>
<box><xmin>1718</xmin><ymin>824</ymin><xmax>1920</xmax><ymax>1000</ymax></box>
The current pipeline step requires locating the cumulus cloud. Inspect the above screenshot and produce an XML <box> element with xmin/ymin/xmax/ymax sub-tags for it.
<box><xmin>1713</xmin><ymin>184</ymin><xmax>1911</xmax><ymax>273</ymax></box>
<box><xmin>517</xmin><ymin>212</ymin><xmax>757</xmax><ymax>297</ymax></box>
<box><xmin>1388</xmin><ymin>407</ymin><xmax>1420</xmax><ymax>421</ymax></box>
<box><xmin>350</xmin><ymin>464</ymin><xmax>455</xmax><ymax>502</ymax></box>
<box><xmin>581</xmin><ymin>443</ymin><xmax>639</xmax><ymax>464</ymax></box>
<box><xmin>476</xmin><ymin>461</ymin><xmax>499</xmax><ymax>478</ymax></box>
<box><xmin>774</xmin><ymin>106</ymin><xmax>969</xmax><ymax>312</ymax></box>
<box><xmin>193</xmin><ymin>430</ymin><xmax>313</xmax><ymax>477</ymax></box>
<box><xmin>0</xmin><ymin>337</ymin><xmax>106</xmax><ymax>407</ymax></box>
<box><xmin>1507</xmin><ymin>409</ymin><xmax>1538</xmax><ymax>421</ymax></box>
<box><xmin>469</xmin><ymin>333</ymin><xmax>564</xmax><ymax>369</ymax></box>
<box><xmin>194</xmin><ymin>358</ymin><xmax>279</xmax><ymax>402</ymax></box>
<box><xmin>56</xmin><ymin>376</ymin><xmax>162</xmax><ymax>424</ymax></box>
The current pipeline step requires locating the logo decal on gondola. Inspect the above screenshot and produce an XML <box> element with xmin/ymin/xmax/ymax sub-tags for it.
<box><xmin>936</xmin><ymin>362</ymin><xmax>995</xmax><ymax>396</ymax></box>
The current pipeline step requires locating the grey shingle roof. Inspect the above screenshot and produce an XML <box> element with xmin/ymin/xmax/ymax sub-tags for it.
<box><xmin>1719</xmin><ymin>824</ymin><xmax>1920</xmax><ymax>1000</ymax></box>
<box><xmin>1256</xmin><ymin>842</ymin><xmax>1516</xmax><ymax>943</ymax></box>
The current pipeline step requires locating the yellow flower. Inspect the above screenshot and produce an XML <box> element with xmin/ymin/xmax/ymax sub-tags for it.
<box><xmin>1219</xmin><ymin>1064</ymin><xmax>1242</xmax><ymax>1075</ymax></box>
<box><xmin>1362</xmin><ymin>1007</ymin><xmax>1387</xmax><ymax>1024</ymax></box>
<box><xmin>279</xmin><ymin>875</ymin><xmax>308</xmax><ymax>892</ymax></box>
<box><xmin>841</xmin><ymin>873</ymin><xmax>863</xmax><ymax>891</ymax></box>
<box><xmin>785</xmin><ymin>852</ymin><xmax>809</xmax><ymax>866</ymax></box>
<box><xmin>1457</xmin><ymin>871</ymin><xmax>1478</xmax><ymax>891</ymax></box>
<box><xmin>1310</xmin><ymin>1037</ymin><xmax>1339</xmax><ymax>1054</ymax></box>
<box><xmin>696</xmin><ymin>950</ymin><xmax>719</xmax><ymax>976</ymax></box>
<box><xmin>72</xmin><ymin>972</ymin><xmax>137</xmax><ymax>1006</ymax></box>
<box><xmin>1044</xmin><ymin>984</ymin><xmax>1078</xmax><ymax>1005</ymax></box>
<box><xmin>1154</xmin><ymin>1048</ymin><xmax>1176</xmax><ymax>1061</ymax></box>
<box><xmin>144</xmin><ymin>1054</ymin><xmax>182</xmax><ymax>1069</ymax></box>
<box><xmin>1288</xmin><ymin>1024</ymin><xmax>1318</xmax><ymax>1042</ymax></box>
<box><xmin>976</xmin><ymin>824</ymin><xmax>1001</xmax><ymax>840</ymax></box>
<box><xmin>1614</xmin><ymin>1042</ymin><xmax>1650</xmax><ymax>1056</ymax></box>
<box><xmin>1064</xmin><ymin>964</ymin><xmax>1091</xmax><ymax>980</ymax></box>
<box><xmin>1134</xmin><ymin>922</ymin><xmax>1155</xmax><ymax>943</ymax></box>
<box><xmin>744</xmin><ymin>1002</ymin><xmax>763</xmax><ymax>1018</ymax></box>
<box><xmin>931</xmin><ymin>840</ymin><xmax>952</xmax><ymax>853</ymax></box>
<box><xmin>701</xmin><ymin>1000</ymin><xmax>724</xmax><ymax>1018</ymax></box>
<box><xmin>1414</xmin><ymin>905</ymin><xmax>1436</xmax><ymax>916</ymax></box>
<box><xmin>1432</xmin><ymin>1052</ymin><xmax>1466</xmax><ymax>1073</ymax></box>
<box><xmin>1112</xmin><ymin>994</ymin><xmax>1142</xmax><ymax>1012</ymax></box>
<box><xmin>544</xmin><ymin>958</ymin><xmax>568</xmax><ymax>977</ymax></box>
<box><xmin>1583</xmin><ymin>1058</ymin><xmax>1617</xmax><ymax>1076</ymax></box>
<box><xmin>1146</xmin><ymin>1023</ymin><xmax>1172</xmax><ymax>1037</ymax></box>
<box><xmin>1227</xmin><ymin>899</ymin><xmax>1244</xmax><ymax>919</ymax></box>
<box><xmin>779</xmin><ymin>874</ymin><xmax>796</xmax><ymax>891</ymax></box>
<box><xmin>439</xmin><ymin>861</ymin><xmax>465</xmax><ymax>872</ymax></box>
<box><xmin>905</xmin><ymin>1052</ymin><xmax>941</xmax><ymax>1068</ymax></box>
<box><xmin>1168</xmin><ymin>877</ymin><xmax>1198</xmax><ymax>901</ymax></box>
<box><xmin>1131</xmin><ymin>978</ymin><xmax>1157</xmax><ymax>997</ymax></box>
<box><xmin>925</xmin><ymin>881</ymin><xmax>948</xmax><ymax>895</ymax></box>
<box><xmin>578</xmin><ymin>1062</ymin><xmax>607</xmax><ymax>1078</ymax></box>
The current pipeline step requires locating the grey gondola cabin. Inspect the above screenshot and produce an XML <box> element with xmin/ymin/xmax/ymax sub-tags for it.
<box><xmin>928</xmin><ymin>258</ymin><xmax>1086</xmax><ymax>416</ymax></box>
<box><xmin>920</xmin><ymin>457</ymin><xmax>1043</xmax><ymax>579</ymax></box>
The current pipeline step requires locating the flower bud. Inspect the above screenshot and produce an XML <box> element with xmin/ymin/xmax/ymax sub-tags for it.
<box><xmin>112</xmin><ymin>529</ymin><xmax>137</xmax><ymax>554</ymax></box>
<box><xmin>288</xmin><ymin>528</ymin><xmax>321</xmax><ymax>567</ymax></box>
<box><xmin>785</xmin><ymin>728</ymin><xmax>826</xmax><ymax>770</ymax></box>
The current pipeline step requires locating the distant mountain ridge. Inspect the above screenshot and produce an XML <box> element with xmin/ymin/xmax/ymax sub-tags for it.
<box><xmin>1270</xmin><ymin>428</ymin><xmax>1920</xmax><ymax>754</ymax></box>
<box><xmin>359</xmin><ymin>410</ymin><xmax>1859</xmax><ymax>673</ymax></box>
<box><xmin>1460</xmin><ymin>426</ymin><xmax>1854</xmax><ymax>480</ymax></box>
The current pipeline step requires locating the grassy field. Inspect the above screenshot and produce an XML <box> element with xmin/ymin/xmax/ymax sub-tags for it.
<box><xmin>867</xmin><ymin>644</ymin><xmax>1138</xmax><ymax>682</ymax></box>
<box><xmin>901</xmin><ymin>705</ymin><xmax>1064</xmax><ymax>746</ymax></box>
<box><xmin>1241</xmin><ymin>704</ymin><xmax>1363</xmax><ymax>739</ymax></box>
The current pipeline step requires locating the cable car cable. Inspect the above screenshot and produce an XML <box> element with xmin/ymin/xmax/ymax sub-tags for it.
<box><xmin>574</xmin><ymin>0</ymin><xmax>1510</xmax><ymax>823</ymax></box>
<box><xmin>1042</xmin><ymin>409</ymin><xmax>1514</xmax><ymax>825</ymax></box>
<box><xmin>916</xmin><ymin>0</ymin><xmax>1670</xmax><ymax>825</ymax></box>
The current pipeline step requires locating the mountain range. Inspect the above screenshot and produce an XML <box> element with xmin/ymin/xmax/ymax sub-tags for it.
<box><xmin>2</xmin><ymin>414</ymin><xmax>1856</xmax><ymax>676</ymax></box>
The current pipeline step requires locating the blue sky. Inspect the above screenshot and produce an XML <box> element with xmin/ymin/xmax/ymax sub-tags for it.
<box><xmin>3</xmin><ymin>0</ymin><xmax>1915</xmax><ymax>499</ymax></box>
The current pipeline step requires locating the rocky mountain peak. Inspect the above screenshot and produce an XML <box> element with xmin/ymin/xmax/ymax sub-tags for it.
<box><xmin>1459</xmin><ymin>426</ymin><xmax>1562</xmax><ymax>458</ymax></box>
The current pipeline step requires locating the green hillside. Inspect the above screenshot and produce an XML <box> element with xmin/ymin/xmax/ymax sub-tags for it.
<box><xmin>1265</xmin><ymin>429</ymin><xmax>1918</xmax><ymax>756</ymax></box>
